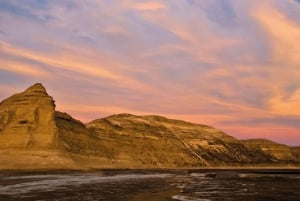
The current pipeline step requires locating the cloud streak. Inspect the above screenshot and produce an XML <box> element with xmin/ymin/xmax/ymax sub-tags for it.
<box><xmin>0</xmin><ymin>0</ymin><xmax>300</xmax><ymax>145</ymax></box>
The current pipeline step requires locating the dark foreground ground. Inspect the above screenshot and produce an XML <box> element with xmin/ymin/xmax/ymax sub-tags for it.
<box><xmin>1</xmin><ymin>169</ymin><xmax>300</xmax><ymax>201</ymax></box>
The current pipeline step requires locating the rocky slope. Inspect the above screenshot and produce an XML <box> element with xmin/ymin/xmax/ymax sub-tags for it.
<box><xmin>0</xmin><ymin>83</ymin><xmax>57</xmax><ymax>149</ymax></box>
<box><xmin>0</xmin><ymin>83</ymin><xmax>298</xmax><ymax>169</ymax></box>
<box><xmin>87</xmin><ymin>114</ymin><xmax>273</xmax><ymax>167</ymax></box>
<box><xmin>242</xmin><ymin>139</ymin><xmax>300</xmax><ymax>164</ymax></box>
<box><xmin>0</xmin><ymin>84</ymin><xmax>74</xmax><ymax>169</ymax></box>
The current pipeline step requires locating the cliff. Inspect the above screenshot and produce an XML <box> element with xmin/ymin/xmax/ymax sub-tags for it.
<box><xmin>0</xmin><ymin>84</ymin><xmax>74</xmax><ymax>169</ymax></box>
<box><xmin>0</xmin><ymin>83</ymin><xmax>298</xmax><ymax>170</ymax></box>
<box><xmin>0</xmin><ymin>83</ymin><xmax>57</xmax><ymax>149</ymax></box>
<box><xmin>86</xmin><ymin>114</ymin><xmax>273</xmax><ymax>167</ymax></box>
<box><xmin>242</xmin><ymin>139</ymin><xmax>300</xmax><ymax>164</ymax></box>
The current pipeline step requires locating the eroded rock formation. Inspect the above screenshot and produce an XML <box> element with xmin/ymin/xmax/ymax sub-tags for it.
<box><xmin>0</xmin><ymin>83</ymin><xmax>298</xmax><ymax>169</ymax></box>
<box><xmin>0</xmin><ymin>83</ymin><xmax>57</xmax><ymax>149</ymax></box>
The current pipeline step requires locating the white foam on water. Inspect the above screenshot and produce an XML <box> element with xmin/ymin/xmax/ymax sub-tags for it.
<box><xmin>190</xmin><ymin>173</ymin><xmax>206</xmax><ymax>177</ymax></box>
<box><xmin>172</xmin><ymin>195</ymin><xmax>211</xmax><ymax>201</ymax></box>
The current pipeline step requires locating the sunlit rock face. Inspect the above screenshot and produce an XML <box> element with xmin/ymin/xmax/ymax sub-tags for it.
<box><xmin>86</xmin><ymin>114</ymin><xmax>274</xmax><ymax>167</ymax></box>
<box><xmin>0</xmin><ymin>83</ymin><xmax>57</xmax><ymax>149</ymax></box>
<box><xmin>242</xmin><ymin>139</ymin><xmax>300</xmax><ymax>163</ymax></box>
<box><xmin>0</xmin><ymin>83</ymin><xmax>298</xmax><ymax>170</ymax></box>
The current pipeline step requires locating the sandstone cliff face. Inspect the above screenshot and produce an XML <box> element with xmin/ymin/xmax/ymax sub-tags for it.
<box><xmin>291</xmin><ymin>147</ymin><xmax>300</xmax><ymax>161</ymax></box>
<box><xmin>0</xmin><ymin>83</ymin><xmax>298</xmax><ymax>169</ymax></box>
<box><xmin>87</xmin><ymin>114</ymin><xmax>273</xmax><ymax>167</ymax></box>
<box><xmin>0</xmin><ymin>84</ymin><xmax>76</xmax><ymax>169</ymax></box>
<box><xmin>0</xmin><ymin>83</ymin><xmax>57</xmax><ymax>149</ymax></box>
<box><xmin>55</xmin><ymin>111</ymin><xmax>115</xmax><ymax>158</ymax></box>
<box><xmin>242</xmin><ymin>139</ymin><xmax>300</xmax><ymax>164</ymax></box>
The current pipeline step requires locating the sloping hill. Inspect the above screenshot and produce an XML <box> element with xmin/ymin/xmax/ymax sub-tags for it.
<box><xmin>87</xmin><ymin>114</ymin><xmax>273</xmax><ymax>167</ymax></box>
<box><xmin>0</xmin><ymin>83</ymin><xmax>298</xmax><ymax>169</ymax></box>
<box><xmin>242</xmin><ymin>139</ymin><xmax>300</xmax><ymax>163</ymax></box>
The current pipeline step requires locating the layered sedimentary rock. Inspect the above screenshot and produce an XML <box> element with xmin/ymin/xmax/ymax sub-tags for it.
<box><xmin>0</xmin><ymin>83</ymin><xmax>298</xmax><ymax>169</ymax></box>
<box><xmin>242</xmin><ymin>139</ymin><xmax>300</xmax><ymax>163</ymax></box>
<box><xmin>0</xmin><ymin>83</ymin><xmax>57</xmax><ymax>149</ymax></box>
<box><xmin>86</xmin><ymin>114</ymin><xmax>273</xmax><ymax>167</ymax></box>
<box><xmin>0</xmin><ymin>84</ymin><xmax>75</xmax><ymax>169</ymax></box>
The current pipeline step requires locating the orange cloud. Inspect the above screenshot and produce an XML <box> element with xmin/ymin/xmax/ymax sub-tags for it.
<box><xmin>254</xmin><ymin>3</ymin><xmax>300</xmax><ymax>66</ymax></box>
<box><xmin>269</xmin><ymin>91</ymin><xmax>300</xmax><ymax>116</ymax></box>
<box><xmin>0</xmin><ymin>58</ymin><xmax>52</xmax><ymax>78</ymax></box>
<box><xmin>125</xmin><ymin>1</ymin><xmax>166</xmax><ymax>11</ymax></box>
<box><xmin>0</xmin><ymin>40</ymin><xmax>155</xmax><ymax>94</ymax></box>
<box><xmin>253</xmin><ymin>5</ymin><xmax>300</xmax><ymax>116</ymax></box>
<box><xmin>0</xmin><ymin>41</ymin><xmax>120</xmax><ymax>80</ymax></box>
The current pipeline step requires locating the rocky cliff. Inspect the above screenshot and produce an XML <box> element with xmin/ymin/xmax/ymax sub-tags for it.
<box><xmin>0</xmin><ymin>83</ymin><xmax>57</xmax><ymax>149</ymax></box>
<box><xmin>242</xmin><ymin>139</ymin><xmax>300</xmax><ymax>164</ymax></box>
<box><xmin>87</xmin><ymin>114</ymin><xmax>273</xmax><ymax>167</ymax></box>
<box><xmin>0</xmin><ymin>84</ymin><xmax>75</xmax><ymax>169</ymax></box>
<box><xmin>0</xmin><ymin>83</ymin><xmax>298</xmax><ymax>169</ymax></box>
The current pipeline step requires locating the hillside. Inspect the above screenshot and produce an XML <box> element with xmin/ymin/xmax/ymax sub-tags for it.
<box><xmin>0</xmin><ymin>83</ymin><xmax>298</xmax><ymax>170</ymax></box>
<box><xmin>86</xmin><ymin>114</ymin><xmax>273</xmax><ymax>167</ymax></box>
<box><xmin>242</xmin><ymin>139</ymin><xmax>300</xmax><ymax>163</ymax></box>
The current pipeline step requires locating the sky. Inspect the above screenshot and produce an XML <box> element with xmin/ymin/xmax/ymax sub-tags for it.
<box><xmin>0</xmin><ymin>0</ymin><xmax>300</xmax><ymax>145</ymax></box>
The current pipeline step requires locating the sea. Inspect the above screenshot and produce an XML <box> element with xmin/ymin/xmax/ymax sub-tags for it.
<box><xmin>0</xmin><ymin>169</ymin><xmax>300</xmax><ymax>201</ymax></box>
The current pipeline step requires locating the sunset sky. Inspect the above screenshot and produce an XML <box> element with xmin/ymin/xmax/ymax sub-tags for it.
<box><xmin>0</xmin><ymin>0</ymin><xmax>300</xmax><ymax>145</ymax></box>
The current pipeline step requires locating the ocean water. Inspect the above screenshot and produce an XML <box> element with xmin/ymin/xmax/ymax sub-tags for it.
<box><xmin>0</xmin><ymin>170</ymin><xmax>300</xmax><ymax>201</ymax></box>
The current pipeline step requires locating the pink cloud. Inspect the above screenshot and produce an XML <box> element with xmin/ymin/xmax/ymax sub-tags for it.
<box><xmin>0</xmin><ymin>0</ymin><xmax>300</xmax><ymax>145</ymax></box>
<box><xmin>124</xmin><ymin>1</ymin><xmax>166</xmax><ymax>11</ymax></box>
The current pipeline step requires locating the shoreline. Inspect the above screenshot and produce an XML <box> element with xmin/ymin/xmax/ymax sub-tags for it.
<box><xmin>1</xmin><ymin>167</ymin><xmax>300</xmax><ymax>175</ymax></box>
